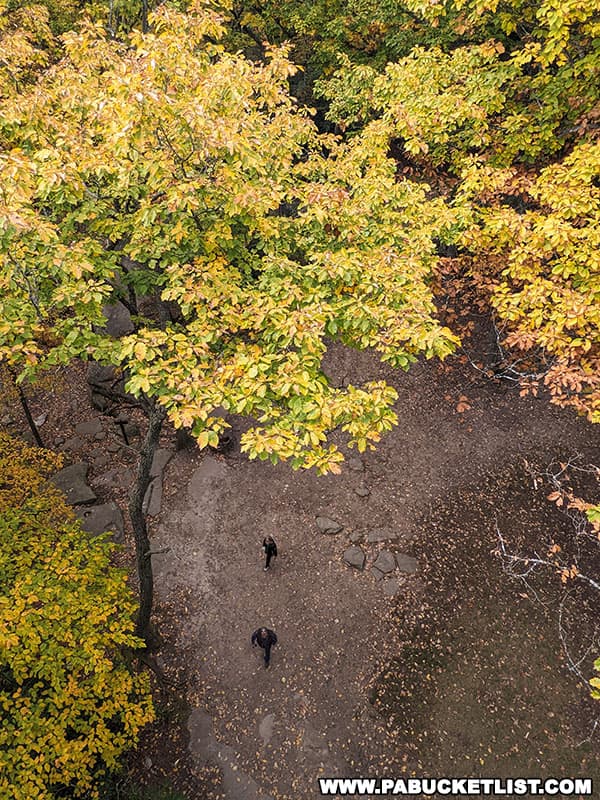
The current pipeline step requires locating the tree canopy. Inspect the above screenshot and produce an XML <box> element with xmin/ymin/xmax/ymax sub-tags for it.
<box><xmin>315</xmin><ymin>0</ymin><xmax>599</xmax><ymax>422</ymax></box>
<box><xmin>0</xmin><ymin>1</ymin><xmax>458</xmax><ymax>474</ymax></box>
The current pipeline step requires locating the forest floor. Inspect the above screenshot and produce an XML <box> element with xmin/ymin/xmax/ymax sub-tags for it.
<box><xmin>133</xmin><ymin>334</ymin><xmax>600</xmax><ymax>799</ymax></box>
<box><xmin>11</xmin><ymin>330</ymin><xmax>600</xmax><ymax>799</ymax></box>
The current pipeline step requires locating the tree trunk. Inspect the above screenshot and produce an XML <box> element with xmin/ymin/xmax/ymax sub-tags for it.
<box><xmin>141</xmin><ymin>0</ymin><xmax>149</xmax><ymax>33</ymax></box>
<box><xmin>129</xmin><ymin>400</ymin><xmax>166</xmax><ymax>645</ymax></box>
<box><xmin>15</xmin><ymin>379</ymin><xmax>44</xmax><ymax>447</ymax></box>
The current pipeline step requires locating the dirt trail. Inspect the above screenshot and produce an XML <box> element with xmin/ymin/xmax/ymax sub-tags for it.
<box><xmin>149</xmin><ymin>348</ymin><xmax>598</xmax><ymax>798</ymax></box>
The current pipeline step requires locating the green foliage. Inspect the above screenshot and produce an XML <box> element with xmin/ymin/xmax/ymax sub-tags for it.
<box><xmin>226</xmin><ymin>0</ymin><xmax>449</xmax><ymax>71</ymax></box>
<box><xmin>320</xmin><ymin>43</ymin><xmax>517</xmax><ymax>165</ymax></box>
<box><xmin>0</xmin><ymin>433</ymin><xmax>154</xmax><ymax>799</ymax></box>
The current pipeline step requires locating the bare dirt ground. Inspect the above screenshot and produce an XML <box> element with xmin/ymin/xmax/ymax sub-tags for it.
<box><xmin>139</xmin><ymin>343</ymin><xmax>599</xmax><ymax>799</ymax></box>
<box><xmin>8</xmin><ymin>337</ymin><xmax>599</xmax><ymax>799</ymax></box>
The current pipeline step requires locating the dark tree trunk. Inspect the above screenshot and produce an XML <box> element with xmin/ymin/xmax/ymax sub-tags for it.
<box><xmin>129</xmin><ymin>400</ymin><xmax>166</xmax><ymax>645</ymax></box>
<box><xmin>13</xmin><ymin>376</ymin><xmax>44</xmax><ymax>447</ymax></box>
<box><xmin>142</xmin><ymin>0</ymin><xmax>149</xmax><ymax>33</ymax></box>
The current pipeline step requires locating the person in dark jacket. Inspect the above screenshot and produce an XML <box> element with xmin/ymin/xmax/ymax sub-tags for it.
<box><xmin>251</xmin><ymin>627</ymin><xmax>278</xmax><ymax>667</ymax></box>
<box><xmin>262</xmin><ymin>536</ymin><xmax>278</xmax><ymax>571</ymax></box>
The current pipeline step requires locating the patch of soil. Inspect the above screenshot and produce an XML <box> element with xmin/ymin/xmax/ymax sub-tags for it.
<box><xmin>142</xmin><ymin>343</ymin><xmax>598</xmax><ymax>798</ymax></box>
<box><xmin>371</xmin><ymin>462</ymin><xmax>600</xmax><ymax>780</ymax></box>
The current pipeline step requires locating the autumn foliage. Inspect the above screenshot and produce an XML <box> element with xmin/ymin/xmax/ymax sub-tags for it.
<box><xmin>0</xmin><ymin>434</ymin><xmax>153</xmax><ymax>799</ymax></box>
<box><xmin>0</xmin><ymin>2</ymin><xmax>457</xmax><ymax>476</ymax></box>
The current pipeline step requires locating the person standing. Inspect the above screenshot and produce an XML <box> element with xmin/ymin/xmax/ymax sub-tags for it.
<box><xmin>251</xmin><ymin>627</ymin><xmax>278</xmax><ymax>668</ymax></box>
<box><xmin>262</xmin><ymin>535</ymin><xmax>278</xmax><ymax>571</ymax></box>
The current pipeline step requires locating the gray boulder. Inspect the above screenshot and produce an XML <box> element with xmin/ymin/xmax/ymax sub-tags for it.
<box><xmin>93</xmin><ymin>467</ymin><xmax>134</xmax><ymax>491</ymax></box>
<box><xmin>75</xmin><ymin>419</ymin><xmax>104</xmax><ymax>437</ymax></box>
<box><xmin>87</xmin><ymin>362</ymin><xmax>136</xmax><ymax>412</ymax></box>
<box><xmin>103</xmin><ymin>301</ymin><xmax>134</xmax><ymax>337</ymax></box>
<box><xmin>373</xmin><ymin>550</ymin><xmax>396</xmax><ymax>574</ymax></box>
<box><xmin>92</xmin><ymin>453</ymin><xmax>111</xmax><ymax>469</ymax></box>
<box><xmin>396</xmin><ymin>553</ymin><xmax>418</xmax><ymax>574</ymax></box>
<box><xmin>62</xmin><ymin>436</ymin><xmax>84</xmax><ymax>452</ymax></box>
<box><xmin>88</xmin><ymin>363</ymin><xmax>120</xmax><ymax>411</ymax></box>
<box><xmin>150</xmin><ymin>448</ymin><xmax>174</xmax><ymax>478</ymax></box>
<box><xmin>76</xmin><ymin>502</ymin><xmax>124</xmax><ymax>542</ymax></box>
<box><xmin>51</xmin><ymin>463</ymin><xmax>97</xmax><ymax>505</ymax></box>
<box><xmin>91</xmin><ymin>392</ymin><xmax>110</xmax><ymax>412</ymax></box>
<box><xmin>87</xmin><ymin>363</ymin><xmax>118</xmax><ymax>386</ymax></box>
<box><xmin>343</xmin><ymin>546</ymin><xmax>365</xmax><ymax>570</ymax></box>
<box><xmin>316</xmin><ymin>516</ymin><xmax>343</xmax><ymax>535</ymax></box>
<box><xmin>143</xmin><ymin>477</ymin><xmax>162</xmax><ymax>516</ymax></box>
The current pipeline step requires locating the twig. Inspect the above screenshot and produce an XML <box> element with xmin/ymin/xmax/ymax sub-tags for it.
<box><xmin>143</xmin><ymin>547</ymin><xmax>171</xmax><ymax>560</ymax></box>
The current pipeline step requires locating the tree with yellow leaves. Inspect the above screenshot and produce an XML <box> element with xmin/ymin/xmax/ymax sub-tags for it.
<box><xmin>0</xmin><ymin>433</ymin><xmax>154</xmax><ymax>800</ymax></box>
<box><xmin>318</xmin><ymin>0</ymin><xmax>599</xmax><ymax>420</ymax></box>
<box><xmin>0</xmin><ymin>2</ymin><xmax>457</xmax><ymax>641</ymax></box>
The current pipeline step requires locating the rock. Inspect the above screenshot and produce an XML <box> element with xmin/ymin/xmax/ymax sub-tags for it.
<box><xmin>371</xmin><ymin>566</ymin><xmax>384</xmax><ymax>581</ymax></box>
<box><xmin>87</xmin><ymin>363</ymin><xmax>118</xmax><ymax>386</ymax></box>
<box><xmin>93</xmin><ymin>467</ymin><xmax>134</xmax><ymax>491</ymax></box>
<box><xmin>347</xmin><ymin>457</ymin><xmax>364</xmax><ymax>472</ymax></box>
<box><xmin>383</xmin><ymin>578</ymin><xmax>401</xmax><ymax>597</ymax></box>
<box><xmin>91</xmin><ymin>391</ymin><xmax>110</xmax><ymax>412</ymax></box>
<box><xmin>349</xmin><ymin>530</ymin><xmax>364</xmax><ymax>544</ymax></box>
<box><xmin>150</xmin><ymin>448</ymin><xmax>174</xmax><ymax>478</ymax></box>
<box><xmin>396</xmin><ymin>553</ymin><xmax>418</xmax><ymax>574</ymax></box>
<box><xmin>114</xmin><ymin>419</ymin><xmax>140</xmax><ymax>442</ymax></box>
<box><xmin>87</xmin><ymin>362</ymin><xmax>130</xmax><ymax>411</ymax></box>
<box><xmin>94</xmin><ymin>431</ymin><xmax>106</xmax><ymax>441</ymax></box>
<box><xmin>355</xmin><ymin>486</ymin><xmax>370</xmax><ymax>497</ymax></box>
<box><xmin>373</xmin><ymin>550</ymin><xmax>396</xmax><ymax>574</ymax></box>
<box><xmin>107</xmin><ymin>442</ymin><xmax>121</xmax><ymax>453</ymax></box>
<box><xmin>367</xmin><ymin>528</ymin><xmax>399</xmax><ymax>544</ymax></box>
<box><xmin>259</xmin><ymin>713</ymin><xmax>275</xmax><ymax>745</ymax></box>
<box><xmin>316</xmin><ymin>516</ymin><xmax>343</xmax><ymax>535</ymax></box>
<box><xmin>76</xmin><ymin>502</ymin><xmax>124</xmax><ymax>542</ymax></box>
<box><xmin>51</xmin><ymin>463</ymin><xmax>97</xmax><ymax>505</ymax></box>
<box><xmin>75</xmin><ymin>419</ymin><xmax>103</xmax><ymax>437</ymax></box>
<box><xmin>62</xmin><ymin>436</ymin><xmax>84</xmax><ymax>452</ymax></box>
<box><xmin>343</xmin><ymin>546</ymin><xmax>365</xmax><ymax>570</ymax></box>
<box><xmin>102</xmin><ymin>301</ymin><xmax>134</xmax><ymax>337</ymax></box>
<box><xmin>33</xmin><ymin>412</ymin><xmax>48</xmax><ymax>427</ymax></box>
<box><xmin>143</xmin><ymin>477</ymin><xmax>162</xmax><ymax>516</ymax></box>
